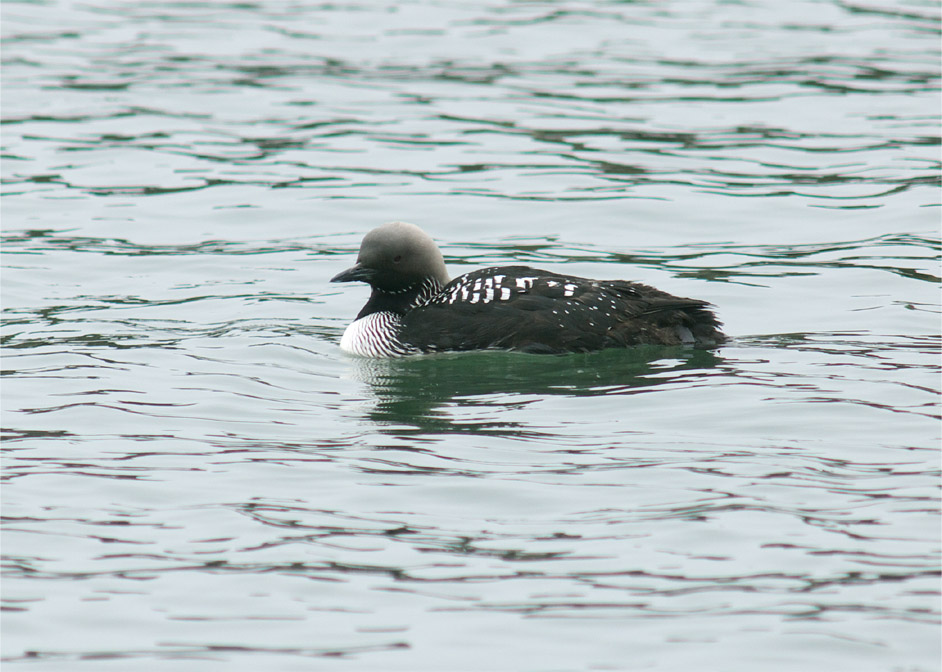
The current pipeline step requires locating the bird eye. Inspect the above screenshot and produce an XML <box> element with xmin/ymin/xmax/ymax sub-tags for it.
<box><xmin>393</xmin><ymin>255</ymin><xmax>402</xmax><ymax>263</ymax></box>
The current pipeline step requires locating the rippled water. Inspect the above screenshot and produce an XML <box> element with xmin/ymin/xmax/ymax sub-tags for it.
<box><xmin>2</xmin><ymin>1</ymin><xmax>940</xmax><ymax>670</ymax></box>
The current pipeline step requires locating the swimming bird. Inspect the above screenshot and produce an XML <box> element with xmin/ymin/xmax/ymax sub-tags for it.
<box><xmin>331</xmin><ymin>221</ymin><xmax>725</xmax><ymax>356</ymax></box>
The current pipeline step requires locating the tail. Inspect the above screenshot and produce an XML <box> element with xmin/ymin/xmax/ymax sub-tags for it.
<box><xmin>608</xmin><ymin>282</ymin><xmax>725</xmax><ymax>346</ymax></box>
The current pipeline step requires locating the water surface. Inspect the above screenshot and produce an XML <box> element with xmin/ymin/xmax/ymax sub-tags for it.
<box><xmin>2</xmin><ymin>1</ymin><xmax>940</xmax><ymax>670</ymax></box>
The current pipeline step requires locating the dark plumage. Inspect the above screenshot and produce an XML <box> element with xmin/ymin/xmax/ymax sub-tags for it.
<box><xmin>331</xmin><ymin>222</ymin><xmax>725</xmax><ymax>356</ymax></box>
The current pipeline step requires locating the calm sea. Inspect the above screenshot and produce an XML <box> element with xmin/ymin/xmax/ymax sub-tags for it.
<box><xmin>2</xmin><ymin>1</ymin><xmax>940</xmax><ymax>670</ymax></box>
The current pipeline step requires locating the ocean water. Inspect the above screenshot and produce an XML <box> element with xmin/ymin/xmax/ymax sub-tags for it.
<box><xmin>2</xmin><ymin>1</ymin><xmax>940</xmax><ymax>670</ymax></box>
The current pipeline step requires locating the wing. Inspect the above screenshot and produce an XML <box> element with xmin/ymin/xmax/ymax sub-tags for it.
<box><xmin>399</xmin><ymin>267</ymin><xmax>723</xmax><ymax>353</ymax></box>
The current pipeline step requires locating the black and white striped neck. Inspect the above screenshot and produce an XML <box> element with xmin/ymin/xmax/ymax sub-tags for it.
<box><xmin>338</xmin><ymin>276</ymin><xmax>446</xmax><ymax>357</ymax></box>
<box><xmin>356</xmin><ymin>277</ymin><xmax>445</xmax><ymax>320</ymax></box>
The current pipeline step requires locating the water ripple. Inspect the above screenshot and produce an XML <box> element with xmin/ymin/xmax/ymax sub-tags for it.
<box><xmin>2</xmin><ymin>2</ymin><xmax>939</xmax><ymax>670</ymax></box>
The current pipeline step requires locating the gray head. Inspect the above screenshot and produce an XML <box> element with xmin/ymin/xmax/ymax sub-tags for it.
<box><xmin>330</xmin><ymin>221</ymin><xmax>450</xmax><ymax>291</ymax></box>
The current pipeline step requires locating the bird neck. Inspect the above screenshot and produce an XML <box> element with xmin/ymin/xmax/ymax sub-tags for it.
<box><xmin>356</xmin><ymin>277</ymin><xmax>444</xmax><ymax>320</ymax></box>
